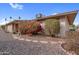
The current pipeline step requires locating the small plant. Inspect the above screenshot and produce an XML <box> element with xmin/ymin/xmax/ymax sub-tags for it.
<box><xmin>44</xmin><ymin>19</ymin><xmax>60</xmax><ymax>37</ymax></box>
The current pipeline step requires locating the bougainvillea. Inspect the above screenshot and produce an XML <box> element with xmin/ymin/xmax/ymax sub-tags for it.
<box><xmin>19</xmin><ymin>21</ymin><xmax>42</xmax><ymax>34</ymax></box>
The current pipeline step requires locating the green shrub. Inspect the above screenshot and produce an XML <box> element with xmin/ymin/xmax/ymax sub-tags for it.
<box><xmin>1</xmin><ymin>25</ymin><xmax>5</xmax><ymax>30</ymax></box>
<box><xmin>44</xmin><ymin>19</ymin><xmax>60</xmax><ymax>37</ymax></box>
<box><xmin>69</xmin><ymin>25</ymin><xmax>76</xmax><ymax>31</ymax></box>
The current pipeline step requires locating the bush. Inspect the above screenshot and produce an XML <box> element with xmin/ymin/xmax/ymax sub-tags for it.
<box><xmin>44</xmin><ymin>19</ymin><xmax>60</xmax><ymax>37</ymax></box>
<box><xmin>1</xmin><ymin>25</ymin><xmax>5</xmax><ymax>30</ymax></box>
<box><xmin>19</xmin><ymin>21</ymin><xmax>42</xmax><ymax>34</ymax></box>
<box><xmin>69</xmin><ymin>25</ymin><xmax>76</xmax><ymax>31</ymax></box>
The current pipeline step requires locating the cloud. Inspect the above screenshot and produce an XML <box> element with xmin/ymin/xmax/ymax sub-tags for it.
<box><xmin>9</xmin><ymin>3</ymin><xmax>23</xmax><ymax>10</ymax></box>
<box><xmin>52</xmin><ymin>13</ymin><xmax>58</xmax><ymax>15</ymax></box>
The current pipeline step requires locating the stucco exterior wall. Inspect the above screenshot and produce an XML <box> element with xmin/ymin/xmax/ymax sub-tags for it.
<box><xmin>59</xmin><ymin>16</ymin><xmax>69</xmax><ymax>37</ymax></box>
<box><xmin>6</xmin><ymin>24</ymin><xmax>13</xmax><ymax>33</ymax></box>
<box><xmin>6</xmin><ymin>24</ymin><xmax>19</xmax><ymax>33</ymax></box>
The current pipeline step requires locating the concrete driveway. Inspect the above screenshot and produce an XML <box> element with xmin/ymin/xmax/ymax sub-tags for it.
<box><xmin>0</xmin><ymin>30</ymin><xmax>67</xmax><ymax>55</ymax></box>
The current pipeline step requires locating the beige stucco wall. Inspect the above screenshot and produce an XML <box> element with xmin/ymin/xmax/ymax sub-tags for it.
<box><xmin>59</xmin><ymin>16</ymin><xmax>69</xmax><ymax>37</ymax></box>
<box><xmin>6</xmin><ymin>24</ymin><xmax>13</xmax><ymax>33</ymax></box>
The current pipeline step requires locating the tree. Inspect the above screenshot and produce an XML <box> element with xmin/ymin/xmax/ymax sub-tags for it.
<box><xmin>5</xmin><ymin>18</ymin><xmax>7</xmax><ymax>21</ymax></box>
<box><xmin>19</xmin><ymin>16</ymin><xmax>21</xmax><ymax>20</ymax></box>
<box><xmin>10</xmin><ymin>16</ymin><xmax>12</xmax><ymax>19</ymax></box>
<box><xmin>36</xmin><ymin>13</ymin><xmax>43</xmax><ymax>18</ymax></box>
<box><xmin>5</xmin><ymin>18</ymin><xmax>7</xmax><ymax>24</ymax></box>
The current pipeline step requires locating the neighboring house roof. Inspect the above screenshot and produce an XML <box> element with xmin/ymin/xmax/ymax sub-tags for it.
<box><xmin>34</xmin><ymin>10</ymin><xmax>78</xmax><ymax>25</ymax></box>
<box><xmin>5</xmin><ymin>10</ymin><xmax>78</xmax><ymax>25</ymax></box>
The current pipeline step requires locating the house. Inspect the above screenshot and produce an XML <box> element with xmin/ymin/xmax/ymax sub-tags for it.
<box><xmin>5</xmin><ymin>10</ymin><xmax>78</xmax><ymax>37</ymax></box>
<box><xmin>5</xmin><ymin>20</ymin><xmax>29</xmax><ymax>33</ymax></box>
<box><xmin>35</xmin><ymin>10</ymin><xmax>78</xmax><ymax>37</ymax></box>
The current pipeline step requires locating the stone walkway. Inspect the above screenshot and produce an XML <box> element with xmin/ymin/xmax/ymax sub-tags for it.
<box><xmin>13</xmin><ymin>34</ymin><xmax>65</xmax><ymax>45</ymax></box>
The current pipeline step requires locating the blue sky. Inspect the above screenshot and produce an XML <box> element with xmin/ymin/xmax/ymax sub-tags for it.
<box><xmin>0</xmin><ymin>3</ymin><xmax>79</xmax><ymax>25</ymax></box>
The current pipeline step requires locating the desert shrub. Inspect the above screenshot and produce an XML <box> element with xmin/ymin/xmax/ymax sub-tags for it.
<box><xmin>44</xmin><ymin>19</ymin><xmax>60</xmax><ymax>37</ymax></box>
<box><xmin>69</xmin><ymin>25</ymin><xmax>76</xmax><ymax>31</ymax></box>
<box><xmin>65</xmin><ymin>31</ymin><xmax>79</xmax><ymax>54</ymax></box>
<box><xmin>1</xmin><ymin>25</ymin><xmax>5</xmax><ymax>30</ymax></box>
<box><xmin>19</xmin><ymin>21</ymin><xmax>42</xmax><ymax>34</ymax></box>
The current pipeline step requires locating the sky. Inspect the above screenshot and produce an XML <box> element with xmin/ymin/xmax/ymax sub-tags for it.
<box><xmin>0</xmin><ymin>3</ymin><xmax>79</xmax><ymax>25</ymax></box>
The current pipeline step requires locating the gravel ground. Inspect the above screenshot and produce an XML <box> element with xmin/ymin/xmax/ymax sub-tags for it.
<box><xmin>0</xmin><ymin>40</ymin><xmax>67</xmax><ymax>55</ymax></box>
<box><xmin>0</xmin><ymin>30</ymin><xmax>67</xmax><ymax>55</ymax></box>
